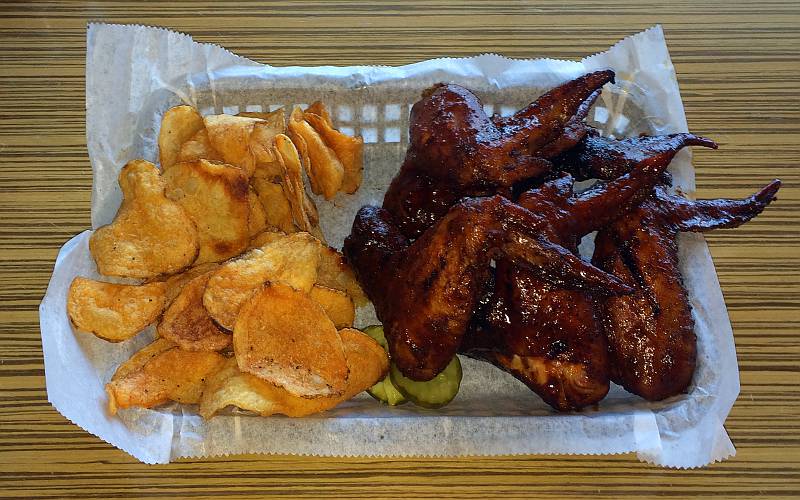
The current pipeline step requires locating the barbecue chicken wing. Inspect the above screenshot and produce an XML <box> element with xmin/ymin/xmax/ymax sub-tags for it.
<box><xmin>592</xmin><ymin>180</ymin><xmax>781</xmax><ymax>400</ymax></box>
<box><xmin>383</xmin><ymin>71</ymin><xmax>615</xmax><ymax>238</ymax></box>
<box><xmin>554</xmin><ymin>128</ymin><xmax>718</xmax><ymax>181</ymax></box>
<box><xmin>460</xmin><ymin>143</ymin><xmax>714</xmax><ymax>411</ymax></box>
<box><xmin>344</xmin><ymin>195</ymin><xmax>632</xmax><ymax>381</ymax></box>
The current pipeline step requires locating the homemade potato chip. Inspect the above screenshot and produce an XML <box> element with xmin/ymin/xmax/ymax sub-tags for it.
<box><xmin>89</xmin><ymin>160</ymin><xmax>199</xmax><ymax>278</ymax></box>
<box><xmin>162</xmin><ymin>262</ymin><xmax>219</xmax><ymax>304</ymax></box>
<box><xmin>288</xmin><ymin>106</ymin><xmax>344</xmax><ymax>200</ymax></box>
<box><xmin>233</xmin><ymin>282</ymin><xmax>348</xmax><ymax>398</ymax></box>
<box><xmin>309</xmin><ymin>285</ymin><xmax>354</xmax><ymax>329</ymax></box>
<box><xmin>251</xmin><ymin>177</ymin><xmax>296</xmax><ymax>234</ymax></box>
<box><xmin>177</xmin><ymin>128</ymin><xmax>223</xmax><ymax>164</ymax></box>
<box><xmin>158</xmin><ymin>105</ymin><xmax>206</xmax><ymax>170</ymax></box>
<box><xmin>203</xmin><ymin>232</ymin><xmax>321</xmax><ymax>330</ymax></box>
<box><xmin>200</xmin><ymin>328</ymin><xmax>388</xmax><ymax>418</ymax></box>
<box><xmin>106</xmin><ymin>340</ymin><xmax>225</xmax><ymax>414</ymax></box>
<box><xmin>67</xmin><ymin>277</ymin><xmax>167</xmax><ymax>342</ymax></box>
<box><xmin>203</xmin><ymin>114</ymin><xmax>261</xmax><ymax>177</ymax></box>
<box><xmin>317</xmin><ymin>245</ymin><xmax>368</xmax><ymax>307</ymax></box>
<box><xmin>163</xmin><ymin>159</ymin><xmax>251</xmax><ymax>264</ymax></box>
<box><xmin>249</xmin><ymin>230</ymin><xmax>286</xmax><ymax>249</ymax></box>
<box><xmin>274</xmin><ymin>134</ymin><xmax>324</xmax><ymax>241</ymax></box>
<box><xmin>238</xmin><ymin>108</ymin><xmax>286</xmax><ymax>128</ymax></box>
<box><xmin>247</xmin><ymin>186</ymin><xmax>268</xmax><ymax>237</ymax></box>
<box><xmin>304</xmin><ymin>108</ymin><xmax>363</xmax><ymax>194</ymax></box>
<box><xmin>158</xmin><ymin>271</ymin><xmax>231</xmax><ymax>351</ymax></box>
<box><xmin>305</xmin><ymin>101</ymin><xmax>333</xmax><ymax>127</ymax></box>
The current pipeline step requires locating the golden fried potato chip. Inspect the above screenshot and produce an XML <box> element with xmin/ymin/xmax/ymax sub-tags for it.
<box><xmin>248</xmin><ymin>109</ymin><xmax>286</xmax><ymax>178</ymax></box>
<box><xmin>251</xmin><ymin>177</ymin><xmax>296</xmax><ymax>234</ymax></box>
<box><xmin>305</xmin><ymin>110</ymin><xmax>363</xmax><ymax>194</ymax></box>
<box><xmin>106</xmin><ymin>340</ymin><xmax>225</xmax><ymax>414</ymax></box>
<box><xmin>200</xmin><ymin>327</ymin><xmax>388</xmax><ymax>418</ymax></box>
<box><xmin>177</xmin><ymin>128</ymin><xmax>223</xmax><ymax>164</ymax></box>
<box><xmin>203</xmin><ymin>114</ymin><xmax>261</xmax><ymax>177</ymax></box>
<box><xmin>162</xmin><ymin>159</ymin><xmax>251</xmax><ymax>264</ymax></box>
<box><xmin>198</xmin><ymin>358</ymin><xmax>282</xmax><ymax>419</ymax></box>
<box><xmin>158</xmin><ymin>271</ymin><xmax>231</xmax><ymax>351</ymax></box>
<box><xmin>233</xmin><ymin>282</ymin><xmax>348</xmax><ymax>397</ymax></box>
<box><xmin>67</xmin><ymin>277</ymin><xmax>167</xmax><ymax>342</ymax></box>
<box><xmin>317</xmin><ymin>245</ymin><xmax>368</xmax><ymax>307</ymax></box>
<box><xmin>247</xmin><ymin>186</ymin><xmax>268</xmax><ymax>237</ymax></box>
<box><xmin>249</xmin><ymin>230</ymin><xmax>286</xmax><ymax>249</ymax></box>
<box><xmin>158</xmin><ymin>105</ymin><xmax>206</xmax><ymax>170</ymax></box>
<box><xmin>238</xmin><ymin>108</ymin><xmax>286</xmax><ymax>129</ymax></box>
<box><xmin>162</xmin><ymin>263</ymin><xmax>220</xmax><ymax>304</ymax></box>
<box><xmin>305</xmin><ymin>101</ymin><xmax>333</xmax><ymax>127</ymax></box>
<box><xmin>288</xmin><ymin>106</ymin><xmax>344</xmax><ymax>200</ymax></box>
<box><xmin>309</xmin><ymin>285</ymin><xmax>354</xmax><ymax>329</ymax></box>
<box><xmin>203</xmin><ymin>232</ymin><xmax>321</xmax><ymax>330</ymax></box>
<box><xmin>90</xmin><ymin>160</ymin><xmax>199</xmax><ymax>278</ymax></box>
<box><xmin>274</xmin><ymin>134</ymin><xmax>324</xmax><ymax>241</ymax></box>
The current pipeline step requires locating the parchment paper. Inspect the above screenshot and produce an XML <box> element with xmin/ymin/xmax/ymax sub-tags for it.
<box><xmin>39</xmin><ymin>23</ymin><xmax>739</xmax><ymax>467</ymax></box>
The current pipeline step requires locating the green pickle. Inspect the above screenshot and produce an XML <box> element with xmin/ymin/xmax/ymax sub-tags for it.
<box><xmin>389</xmin><ymin>356</ymin><xmax>462</xmax><ymax>409</ymax></box>
<box><xmin>362</xmin><ymin>325</ymin><xmax>407</xmax><ymax>406</ymax></box>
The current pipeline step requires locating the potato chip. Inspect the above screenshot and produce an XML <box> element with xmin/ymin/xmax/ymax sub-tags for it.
<box><xmin>317</xmin><ymin>245</ymin><xmax>368</xmax><ymax>307</ymax></box>
<box><xmin>305</xmin><ymin>101</ymin><xmax>333</xmax><ymax>127</ymax></box>
<box><xmin>251</xmin><ymin>177</ymin><xmax>296</xmax><ymax>234</ymax></box>
<box><xmin>158</xmin><ymin>105</ymin><xmax>206</xmax><ymax>170</ymax></box>
<box><xmin>238</xmin><ymin>108</ymin><xmax>286</xmax><ymax>129</ymax></box>
<box><xmin>67</xmin><ymin>277</ymin><xmax>167</xmax><ymax>342</ymax></box>
<box><xmin>177</xmin><ymin>128</ymin><xmax>223</xmax><ymax>164</ymax></box>
<box><xmin>274</xmin><ymin>134</ymin><xmax>323</xmax><ymax>241</ymax></box>
<box><xmin>112</xmin><ymin>338</ymin><xmax>175</xmax><ymax>381</ymax></box>
<box><xmin>158</xmin><ymin>271</ymin><xmax>231</xmax><ymax>351</ymax></box>
<box><xmin>203</xmin><ymin>114</ymin><xmax>261</xmax><ymax>177</ymax></box>
<box><xmin>106</xmin><ymin>340</ymin><xmax>225</xmax><ymax>414</ymax></box>
<box><xmin>161</xmin><ymin>262</ymin><xmax>220</xmax><ymax>304</ymax></box>
<box><xmin>249</xmin><ymin>230</ymin><xmax>286</xmax><ymax>249</ymax></box>
<box><xmin>233</xmin><ymin>282</ymin><xmax>348</xmax><ymax>397</ymax></box>
<box><xmin>162</xmin><ymin>159</ymin><xmax>251</xmax><ymax>264</ymax></box>
<box><xmin>89</xmin><ymin>160</ymin><xmax>199</xmax><ymax>278</ymax></box>
<box><xmin>305</xmin><ymin>109</ymin><xmax>363</xmax><ymax>194</ymax></box>
<box><xmin>200</xmin><ymin>328</ymin><xmax>388</xmax><ymax>418</ymax></box>
<box><xmin>309</xmin><ymin>285</ymin><xmax>354</xmax><ymax>329</ymax></box>
<box><xmin>288</xmin><ymin>106</ymin><xmax>344</xmax><ymax>200</ymax></box>
<box><xmin>247</xmin><ymin>186</ymin><xmax>268</xmax><ymax>237</ymax></box>
<box><xmin>203</xmin><ymin>232</ymin><xmax>321</xmax><ymax>330</ymax></box>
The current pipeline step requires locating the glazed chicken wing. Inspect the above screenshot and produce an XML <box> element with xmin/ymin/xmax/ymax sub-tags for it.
<box><xmin>461</xmin><ymin>145</ymin><xmax>710</xmax><ymax>410</ymax></box>
<box><xmin>554</xmin><ymin>128</ymin><xmax>718</xmax><ymax>180</ymax></box>
<box><xmin>344</xmin><ymin>195</ymin><xmax>631</xmax><ymax>381</ymax></box>
<box><xmin>592</xmin><ymin>180</ymin><xmax>781</xmax><ymax>400</ymax></box>
<box><xmin>383</xmin><ymin>71</ymin><xmax>615</xmax><ymax>238</ymax></box>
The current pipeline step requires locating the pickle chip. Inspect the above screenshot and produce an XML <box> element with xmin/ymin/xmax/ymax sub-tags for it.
<box><xmin>389</xmin><ymin>355</ymin><xmax>462</xmax><ymax>409</ymax></box>
<box><xmin>362</xmin><ymin>325</ymin><xmax>408</xmax><ymax>406</ymax></box>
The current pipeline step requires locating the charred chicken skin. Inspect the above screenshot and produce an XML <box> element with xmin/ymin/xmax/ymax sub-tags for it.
<box><xmin>383</xmin><ymin>71</ymin><xmax>615</xmax><ymax>239</ymax></box>
<box><xmin>592</xmin><ymin>180</ymin><xmax>781</xmax><ymax>400</ymax></box>
<box><xmin>461</xmin><ymin>142</ymin><xmax>715</xmax><ymax>411</ymax></box>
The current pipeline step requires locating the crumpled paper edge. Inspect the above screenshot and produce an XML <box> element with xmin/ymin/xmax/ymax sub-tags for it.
<box><xmin>42</xmin><ymin>23</ymin><xmax>739</xmax><ymax>467</ymax></box>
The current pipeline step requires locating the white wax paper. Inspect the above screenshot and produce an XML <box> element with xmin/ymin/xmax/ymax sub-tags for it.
<box><xmin>39</xmin><ymin>23</ymin><xmax>739</xmax><ymax>467</ymax></box>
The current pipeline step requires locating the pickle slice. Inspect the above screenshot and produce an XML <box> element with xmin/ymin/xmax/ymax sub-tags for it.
<box><xmin>362</xmin><ymin>325</ymin><xmax>407</xmax><ymax>406</ymax></box>
<box><xmin>389</xmin><ymin>356</ymin><xmax>462</xmax><ymax>409</ymax></box>
<box><xmin>362</xmin><ymin>324</ymin><xmax>388</xmax><ymax>350</ymax></box>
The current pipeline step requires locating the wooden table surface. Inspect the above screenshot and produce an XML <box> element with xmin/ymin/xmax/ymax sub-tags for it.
<box><xmin>1</xmin><ymin>1</ymin><xmax>798</xmax><ymax>498</ymax></box>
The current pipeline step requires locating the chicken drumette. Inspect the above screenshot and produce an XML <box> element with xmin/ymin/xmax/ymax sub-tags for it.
<box><xmin>592</xmin><ymin>180</ymin><xmax>781</xmax><ymax>400</ymax></box>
